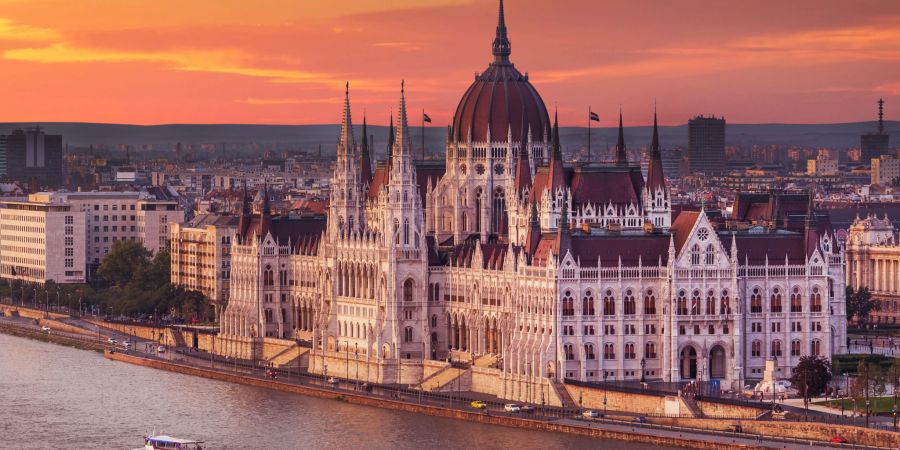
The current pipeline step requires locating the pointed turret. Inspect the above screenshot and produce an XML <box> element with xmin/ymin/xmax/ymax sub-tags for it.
<box><xmin>238</xmin><ymin>180</ymin><xmax>252</xmax><ymax>239</ymax></box>
<box><xmin>615</xmin><ymin>109</ymin><xmax>627</xmax><ymax>166</ymax></box>
<box><xmin>394</xmin><ymin>80</ymin><xmax>412</xmax><ymax>160</ymax></box>
<box><xmin>259</xmin><ymin>183</ymin><xmax>272</xmax><ymax>239</ymax></box>
<box><xmin>556</xmin><ymin>195</ymin><xmax>571</xmax><ymax>258</ymax></box>
<box><xmin>338</xmin><ymin>81</ymin><xmax>355</xmax><ymax>156</ymax></box>
<box><xmin>526</xmin><ymin>199</ymin><xmax>542</xmax><ymax>259</ymax></box>
<box><xmin>492</xmin><ymin>0</ymin><xmax>511</xmax><ymax>64</ymax></box>
<box><xmin>548</xmin><ymin>110</ymin><xmax>566</xmax><ymax>193</ymax></box>
<box><xmin>645</xmin><ymin>108</ymin><xmax>666</xmax><ymax>192</ymax></box>
<box><xmin>514</xmin><ymin>114</ymin><xmax>532</xmax><ymax>194</ymax></box>
<box><xmin>804</xmin><ymin>189</ymin><xmax>819</xmax><ymax>257</ymax></box>
<box><xmin>360</xmin><ymin>113</ymin><xmax>373</xmax><ymax>187</ymax></box>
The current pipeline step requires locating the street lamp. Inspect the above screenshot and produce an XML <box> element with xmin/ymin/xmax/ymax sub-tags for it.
<box><xmin>603</xmin><ymin>371</ymin><xmax>608</xmax><ymax>415</ymax></box>
<box><xmin>640</xmin><ymin>357</ymin><xmax>646</xmax><ymax>383</ymax></box>
<box><xmin>772</xmin><ymin>356</ymin><xmax>778</xmax><ymax>416</ymax></box>
<box><xmin>355</xmin><ymin>343</ymin><xmax>359</xmax><ymax>391</ymax></box>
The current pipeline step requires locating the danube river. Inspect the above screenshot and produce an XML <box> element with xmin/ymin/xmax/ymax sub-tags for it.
<box><xmin>0</xmin><ymin>333</ymin><xmax>673</xmax><ymax>450</ymax></box>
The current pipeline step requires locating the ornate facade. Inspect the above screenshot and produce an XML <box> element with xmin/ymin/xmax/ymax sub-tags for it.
<box><xmin>219</xmin><ymin>0</ymin><xmax>847</xmax><ymax>400</ymax></box>
<box><xmin>846</xmin><ymin>214</ymin><xmax>900</xmax><ymax>324</ymax></box>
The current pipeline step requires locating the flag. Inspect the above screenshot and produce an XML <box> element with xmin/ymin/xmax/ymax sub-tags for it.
<box><xmin>423</xmin><ymin>113</ymin><xmax>432</xmax><ymax>123</ymax></box>
<box><xmin>589</xmin><ymin>111</ymin><xmax>600</xmax><ymax>122</ymax></box>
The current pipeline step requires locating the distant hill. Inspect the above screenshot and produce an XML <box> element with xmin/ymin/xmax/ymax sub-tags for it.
<box><xmin>0</xmin><ymin>121</ymin><xmax>895</xmax><ymax>156</ymax></box>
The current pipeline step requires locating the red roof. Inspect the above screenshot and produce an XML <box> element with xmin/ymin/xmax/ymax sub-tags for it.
<box><xmin>670</xmin><ymin>210</ymin><xmax>700</xmax><ymax>254</ymax></box>
<box><xmin>571</xmin><ymin>234</ymin><xmax>670</xmax><ymax>266</ymax></box>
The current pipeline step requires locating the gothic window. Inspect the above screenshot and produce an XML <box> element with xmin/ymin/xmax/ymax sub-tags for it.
<box><xmin>403</xmin><ymin>219</ymin><xmax>410</xmax><ymax>245</ymax></box>
<box><xmin>403</xmin><ymin>279</ymin><xmax>414</xmax><ymax>302</ymax></box>
<box><xmin>771</xmin><ymin>340</ymin><xmax>783</xmax><ymax>357</ymax></box>
<box><xmin>348</xmin><ymin>215</ymin><xmax>354</xmax><ymax>231</ymax></box>
<box><xmin>492</xmin><ymin>188</ymin><xmax>507</xmax><ymax>233</ymax></box>
<box><xmin>603</xmin><ymin>343</ymin><xmax>616</xmax><ymax>360</ymax></box>
<box><xmin>263</xmin><ymin>265</ymin><xmax>274</xmax><ymax>287</ymax></box>
<box><xmin>394</xmin><ymin>219</ymin><xmax>400</xmax><ymax>244</ymax></box>
<box><xmin>750</xmin><ymin>287</ymin><xmax>762</xmax><ymax>313</ymax></box>
<box><xmin>691</xmin><ymin>290</ymin><xmax>701</xmax><ymax>315</ymax></box>
<box><xmin>603</xmin><ymin>290</ymin><xmax>615</xmax><ymax>316</ymax></box>
<box><xmin>623</xmin><ymin>289</ymin><xmax>636</xmax><ymax>315</ymax></box>
<box><xmin>676</xmin><ymin>290</ymin><xmax>688</xmax><ymax>315</ymax></box>
<box><xmin>810</xmin><ymin>339</ymin><xmax>821</xmax><ymax>356</ymax></box>
<box><xmin>770</xmin><ymin>287</ymin><xmax>782</xmax><ymax>313</ymax></box>
<box><xmin>474</xmin><ymin>188</ymin><xmax>483</xmax><ymax>233</ymax></box>
<box><xmin>690</xmin><ymin>244</ymin><xmax>701</xmax><ymax>265</ymax></box>
<box><xmin>810</xmin><ymin>287</ymin><xmax>822</xmax><ymax>312</ymax></box>
<box><xmin>584</xmin><ymin>344</ymin><xmax>596</xmax><ymax>360</ymax></box>
<box><xmin>791</xmin><ymin>286</ymin><xmax>803</xmax><ymax>313</ymax></box>
<box><xmin>791</xmin><ymin>339</ymin><xmax>801</xmax><ymax>357</ymax></box>
<box><xmin>705</xmin><ymin>244</ymin><xmax>715</xmax><ymax>265</ymax></box>
<box><xmin>564</xmin><ymin>344</ymin><xmax>575</xmax><ymax>361</ymax></box>
<box><xmin>697</xmin><ymin>227</ymin><xmax>709</xmax><ymax>241</ymax></box>
<box><xmin>751</xmin><ymin>340</ymin><xmax>761</xmax><ymax>357</ymax></box>
<box><xmin>404</xmin><ymin>327</ymin><xmax>413</xmax><ymax>343</ymax></box>
<box><xmin>644</xmin><ymin>341</ymin><xmax>657</xmax><ymax>359</ymax></box>
<box><xmin>720</xmin><ymin>290</ymin><xmax>731</xmax><ymax>315</ymax></box>
<box><xmin>431</xmin><ymin>315</ymin><xmax>437</xmax><ymax>328</ymax></box>
<box><xmin>705</xmin><ymin>290</ymin><xmax>716</xmax><ymax>315</ymax></box>
<box><xmin>562</xmin><ymin>290</ymin><xmax>575</xmax><ymax>316</ymax></box>
<box><xmin>582</xmin><ymin>291</ymin><xmax>595</xmax><ymax>316</ymax></box>
<box><xmin>624</xmin><ymin>343</ymin><xmax>636</xmax><ymax>359</ymax></box>
<box><xmin>639</xmin><ymin>289</ymin><xmax>656</xmax><ymax>315</ymax></box>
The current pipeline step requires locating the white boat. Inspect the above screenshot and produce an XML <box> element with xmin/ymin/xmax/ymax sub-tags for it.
<box><xmin>134</xmin><ymin>435</ymin><xmax>205</xmax><ymax>450</ymax></box>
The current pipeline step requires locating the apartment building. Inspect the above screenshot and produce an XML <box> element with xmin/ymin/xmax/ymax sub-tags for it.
<box><xmin>170</xmin><ymin>213</ymin><xmax>239</xmax><ymax>318</ymax></box>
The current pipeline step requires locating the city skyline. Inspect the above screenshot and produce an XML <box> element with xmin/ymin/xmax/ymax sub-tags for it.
<box><xmin>0</xmin><ymin>0</ymin><xmax>898</xmax><ymax>126</ymax></box>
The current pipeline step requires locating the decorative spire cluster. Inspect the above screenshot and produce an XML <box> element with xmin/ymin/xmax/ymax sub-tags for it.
<box><xmin>615</xmin><ymin>109</ymin><xmax>627</xmax><ymax>166</ymax></box>
<box><xmin>492</xmin><ymin>0</ymin><xmax>511</xmax><ymax>63</ymax></box>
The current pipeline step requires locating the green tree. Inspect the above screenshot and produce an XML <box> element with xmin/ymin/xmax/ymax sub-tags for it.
<box><xmin>791</xmin><ymin>355</ymin><xmax>832</xmax><ymax>408</ymax></box>
<box><xmin>97</xmin><ymin>240</ymin><xmax>150</xmax><ymax>287</ymax></box>
<box><xmin>846</xmin><ymin>286</ymin><xmax>879</xmax><ymax>325</ymax></box>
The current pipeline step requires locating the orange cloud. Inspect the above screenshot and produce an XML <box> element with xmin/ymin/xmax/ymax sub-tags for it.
<box><xmin>0</xmin><ymin>18</ymin><xmax>60</xmax><ymax>41</ymax></box>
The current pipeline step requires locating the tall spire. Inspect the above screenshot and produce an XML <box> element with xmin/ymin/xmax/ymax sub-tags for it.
<box><xmin>238</xmin><ymin>179</ymin><xmax>251</xmax><ymax>239</ymax></box>
<box><xmin>260</xmin><ymin>182</ymin><xmax>272</xmax><ymax>238</ymax></box>
<box><xmin>492</xmin><ymin>0</ymin><xmax>511</xmax><ymax>63</ymax></box>
<box><xmin>548</xmin><ymin>109</ymin><xmax>566</xmax><ymax>193</ymax></box>
<box><xmin>514</xmin><ymin>113</ymin><xmax>532</xmax><ymax>193</ymax></box>
<box><xmin>394</xmin><ymin>80</ymin><xmax>411</xmax><ymax>159</ymax></box>
<box><xmin>360</xmin><ymin>113</ymin><xmax>373</xmax><ymax>187</ymax></box>
<box><xmin>339</xmin><ymin>81</ymin><xmax>355</xmax><ymax>156</ymax></box>
<box><xmin>646</xmin><ymin>107</ymin><xmax>666</xmax><ymax>193</ymax></box>
<box><xmin>615</xmin><ymin>109</ymin><xmax>627</xmax><ymax>166</ymax></box>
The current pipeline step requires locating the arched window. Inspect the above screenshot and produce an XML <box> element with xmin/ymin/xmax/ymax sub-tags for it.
<box><xmin>582</xmin><ymin>291</ymin><xmax>595</xmax><ymax>316</ymax></box>
<box><xmin>624</xmin><ymin>290</ymin><xmax>636</xmax><ymax>315</ymax></box>
<box><xmin>691</xmin><ymin>244</ymin><xmax>701</xmax><ymax>265</ymax></box>
<box><xmin>492</xmin><ymin>187</ymin><xmax>507</xmax><ymax>233</ymax></box>
<box><xmin>603</xmin><ymin>343</ymin><xmax>616</xmax><ymax>360</ymax></box>
<box><xmin>790</xmin><ymin>339</ymin><xmax>801</xmax><ymax>357</ymax></box>
<box><xmin>603</xmin><ymin>290</ymin><xmax>615</xmax><ymax>316</ymax></box>
<box><xmin>564</xmin><ymin>343</ymin><xmax>575</xmax><ymax>361</ymax></box>
<box><xmin>771</xmin><ymin>340</ymin><xmax>783</xmax><ymax>357</ymax></box>
<box><xmin>810</xmin><ymin>287</ymin><xmax>822</xmax><ymax>312</ymax></box>
<box><xmin>676</xmin><ymin>290</ymin><xmax>688</xmax><ymax>315</ymax></box>
<box><xmin>584</xmin><ymin>344</ymin><xmax>596</xmax><ymax>360</ymax></box>
<box><xmin>751</xmin><ymin>340</ymin><xmax>761</xmax><ymax>357</ymax></box>
<box><xmin>562</xmin><ymin>290</ymin><xmax>574</xmax><ymax>316</ymax></box>
<box><xmin>705</xmin><ymin>290</ymin><xmax>716</xmax><ymax>315</ymax></box>
<box><xmin>770</xmin><ymin>287</ymin><xmax>782</xmax><ymax>313</ymax></box>
<box><xmin>750</xmin><ymin>287</ymin><xmax>762</xmax><ymax>313</ymax></box>
<box><xmin>644</xmin><ymin>341</ymin><xmax>657</xmax><ymax>358</ymax></box>
<box><xmin>474</xmin><ymin>188</ymin><xmax>483</xmax><ymax>233</ymax></box>
<box><xmin>431</xmin><ymin>314</ymin><xmax>437</xmax><ymax>328</ymax></box>
<box><xmin>624</xmin><ymin>343</ymin><xmax>636</xmax><ymax>359</ymax></box>
<box><xmin>789</xmin><ymin>286</ymin><xmax>802</xmax><ymax>313</ymax></box>
<box><xmin>403</xmin><ymin>219</ymin><xmax>410</xmax><ymax>245</ymax></box>
<box><xmin>691</xmin><ymin>290</ymin><xmax>701</xmax><ymax>315</ymax></box>
<box><xmin>403</xmin><ymin>279</ymin><xmax>414</xmax><ymax>302</ymax></box>
<box><xmin>705</xmin><ymin>244</ymin><xmax>715</xmax><ymax>265</ymax></box>
<box><xmin>644</xmin><ymin>290</ymin><xmax>656</xmax><ymax>315</ymax></box>
<box><xmin>811</xmin><ymin>339</ymin><xmax>821</xmax><ymax>356</ymax></box>
<box><xmin>720</xmin><ymin>290</ymin><xmax>731</xmax><ymax>315</ymax></box>
<box><xmin>404</xmin><ymin>326</ymin><xmax>413</xmax><ymax>342</ymax></box>
<box><xmin>393</xmin><ymin>219</ymin><xmax>400</xmax><ymax>244</ymax></box>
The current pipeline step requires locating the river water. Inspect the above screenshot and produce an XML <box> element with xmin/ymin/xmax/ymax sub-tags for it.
<box><xmin>0</xmin><ymin>333</ymin><xmax>671</xmax><ymax>450</ymax></box>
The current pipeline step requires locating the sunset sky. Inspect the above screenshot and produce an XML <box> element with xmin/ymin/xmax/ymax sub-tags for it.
<box><xmin>1</xmin><ymin>0</ymin><xmax>898</xmax><ymax>126</ymax></box>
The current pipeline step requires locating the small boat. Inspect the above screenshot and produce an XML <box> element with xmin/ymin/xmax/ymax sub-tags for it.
<box><xmin>135</xmin><ymin>435</ymin><xmax>205</xmax><ymax>450</ymax></box>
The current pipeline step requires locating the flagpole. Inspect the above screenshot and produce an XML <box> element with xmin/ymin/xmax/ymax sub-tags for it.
<box><xmin>587</xmin><ymin>106</ymin><xmax>591</xmax><ymax>163</ymax></box>
<box><xmin>421</xmin><ymin>108</ymin><xmax>425</xmax><ymax>160</ymax></box>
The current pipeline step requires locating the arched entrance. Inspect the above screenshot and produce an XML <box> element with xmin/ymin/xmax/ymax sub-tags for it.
<box><xmin>709</xmin><ymin>345</ymin><xmax>726</xmax><ymax>379</ymax></box>
<box><xmin>680</xmin><ymin>346</ymin><xmax>698</xmax><ymax>379</ymax></box>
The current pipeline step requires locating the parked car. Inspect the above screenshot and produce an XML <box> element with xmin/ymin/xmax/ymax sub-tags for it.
<box><xmin>830</xmin><ymin>436</ymin><xmax>847</xmax><ymax>444</ymax></box>
<box><xmin>519</xmin><ymin>405</ymin><xmax>535</xmax><ymax>413</ymax></box>
<box><xmin>41</xmin><ymin>325</ymin><xmax>51</xmax><ymax>332</ymax></box>
<box><xmin>633</xmin><ymin>416</ymin><xmax>647</xmax><ymax>424</ymax></box>
<box><xmin>107</xmin><ymin>338</ymin><xmax>117</xmax><ymax>344</ymax></box>
<box><xmin>327</xmin><ymin>377</ymin><xmax>339</xmax><ymax>385</ymax></box>
<box><xmin>582</xmin><ymin>410</ymin><xmax>600</xmax><ymax>419</ymax></box>
<box><xmin>503</xmin><ymin>404</ymin><xmax>521</xmax><ymax>413</ymax></box>
<box><xmin>470</xmin><ymin>400</ymin><xmax>487</xmax><ymax>409</ymax></box>
<box><xmin>157</xmin><ymin>345</ymin><xmax>166</xmax><ymax>353</ymax></box>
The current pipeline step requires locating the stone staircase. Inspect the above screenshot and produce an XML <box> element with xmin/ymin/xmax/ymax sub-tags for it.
<box><xmin>679</xmin><ymin>396</ymin><xmax>704</xmax><ymax>418</ymax></box>
<box><xmin>419</xmin><ymin>362</ymin><xmax>470</xmax><ymax>392</ymax></box>
<box><xmin>549</xmin><ymin>378</ymin><xmax>577</xmax><ymax>408</ymax></box>
<box><xmin>472</xmin><ymin>354</ymin><xmax>498</xmax><ymax>368</ymax></box>
<box><xmin>267</xmin><ymin>345</ymin><xmax>309</xmax><ymax>368</ymax></box>
<box><xmin>170</xmin><ymin>329</ymin><xmax>187</xmax><ymax>348</ymax></box>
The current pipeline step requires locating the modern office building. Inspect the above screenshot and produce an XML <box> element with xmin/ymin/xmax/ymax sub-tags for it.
<box><xmin>0</xmin><ymin>128</ymin><xmax>64</xmax><ymax>188</ymax></box>
<box><xmin>687</xmin><ymin>116</ymin><xmax>726</xmax><ymax>175</ymax></box>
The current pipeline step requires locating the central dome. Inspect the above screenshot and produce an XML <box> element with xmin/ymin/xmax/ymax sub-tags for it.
<box><xmin>451</xmin><ymin>0</ymin><xmax>550</xmax><ymax>143</ymax></box>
